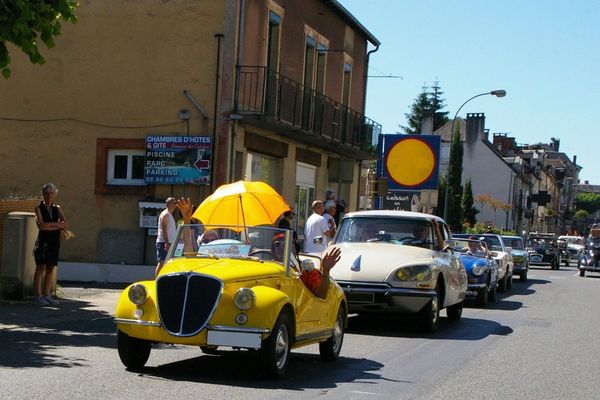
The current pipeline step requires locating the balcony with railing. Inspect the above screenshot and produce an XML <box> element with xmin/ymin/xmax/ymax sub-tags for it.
<box><xmin>234</xmin><ymin>66</ymin><xmax>381</xmax><ymax>158</ymax></box>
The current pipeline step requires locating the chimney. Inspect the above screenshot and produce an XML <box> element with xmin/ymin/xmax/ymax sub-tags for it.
<box><xmin>573</xmin><ymin>155</ymin><xmax>577</xmax><ymax>165</ymax></box>
<box><xmin>465</xmin><ymin>113</ymin><xmax>485</xmax><ymax>144</ymax></box>
<box><xmin>420</xmin><ymin>113</ymin><xmax>434</xmax><ymax>135</ymax></box>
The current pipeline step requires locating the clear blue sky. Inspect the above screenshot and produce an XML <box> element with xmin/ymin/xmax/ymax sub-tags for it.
<box><xmin>340</xmin><ymin>0</ymin><xmax>599</xmax><ymax>184</ymax></box>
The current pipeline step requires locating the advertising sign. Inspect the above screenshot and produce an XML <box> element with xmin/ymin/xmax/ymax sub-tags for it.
<box><xmin>376</xmin><ymin>134</ymin><xmax>441</xmax><ymax>211</ymax></box>
<box><xmin>144</xmin><ymin>136</ymin><xmax>211</xmax><ymax>185</ymax></box>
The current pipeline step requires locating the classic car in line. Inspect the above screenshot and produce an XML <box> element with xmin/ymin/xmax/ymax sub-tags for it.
<box><xmin>527</xmin><ymin>232</ymin><xmax>561</xmax><ymax>270</ymax></box>
<box><xmin>453</xmin><ymin>238</ymin><xmax>499</xmax><ymax>307</ymax></box>
<box><xmin>578</xmin><ymin>235</ymin><xmax>600</xmax><ymax>277</ymax></box>
<box><xmin>114</xmin><ymin>225</ymin><xmax>347</xmax><ymax>378</ymax></box>
<box><xmin>502</xmin><ymin>235</ymin><xmax>530</xmax><ymax>281</ymax></box>
<box><xmin>328</xmin><ymin>210</ymin><xmax>467</xmax><ymax>332</ymax></box>
<box><xmin>454</xmin><ymin>233</ymin><xmax>514</xmax><ymax>292</ymax></box>
<box><xmin>558</xmin><ymin>235</ymin><xmax>585</xmax><ymax>266</ymax></box>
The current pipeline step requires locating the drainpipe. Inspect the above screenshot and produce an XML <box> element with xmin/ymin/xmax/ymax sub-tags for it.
<box><xmin>362</xmin><ymin>43</ymin><xmax>380</xmax><ymax>113</ymax></box>
<box><xmin>212</xmin><ymin>33</ymin><xmax>224</xmax><ymax>191</ymax></box>
<box><xmin>230</xmin><ymin>0</ymin><xmax>246</xmax><ymax>182</ymax></box>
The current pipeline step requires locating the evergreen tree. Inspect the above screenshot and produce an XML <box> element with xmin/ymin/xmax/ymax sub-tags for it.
<box><xmin>400</xmin><ymin>85</ymin><xmax>430</xmax><ymax>134</ymax></box>
<box><xmin>462</xmin><ymin>179</ymin><xmax>478</xmax><ymax>226</ymax></box>
<box><xmin>446</xmin><ymin>122</ymin><xmax>464</xmax><ymax>231</ymax></box>
<box><xmin>429</xmin><ymin>79</ymin><xmax>450</xmax><ymax>131</ymax></box>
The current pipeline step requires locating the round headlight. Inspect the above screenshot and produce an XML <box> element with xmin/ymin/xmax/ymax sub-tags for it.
<box><xmin>234</xmin><ymin>288</ymin><xmax>256</xmax><ymax>310</ymax></box>
<box><xmin>396</xmin><ymin>269</ymin><xmax>410</xmax><ymax>281</ymax></box>
<box><xmin>471</xmin><ymin>265</ymin><xmax>485</xmax><ymax>276</ymax></box>
<box><xmin>128</xmin><ymin>284</ymin><xmax>147</xmax><ymax>305</ymax></box>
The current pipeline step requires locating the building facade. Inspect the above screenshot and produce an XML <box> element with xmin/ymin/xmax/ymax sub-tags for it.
<box><xmin>0</xmin><ymin>0</ymin><xmax>380</xmax><ymax>265</ymax></box>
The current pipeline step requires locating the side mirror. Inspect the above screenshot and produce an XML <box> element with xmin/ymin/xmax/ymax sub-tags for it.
<box><xmin>442</xmin><ymin>240</ymin><xmax>454</xmax><ymax>252</ymax></box>
<box><xmin>313</xmin><ymin>236</ymin><xmax>323</xmax><ymax>244</ymax></box>
<box><xmin>301</xmin><ymin>258</ymin><xmax>316</xmax><ymax>272</ymax></box>
<box><xmin>505</xmin><ymin>246</ymin><xmax>513</xmax><ymax>252</ymax></box>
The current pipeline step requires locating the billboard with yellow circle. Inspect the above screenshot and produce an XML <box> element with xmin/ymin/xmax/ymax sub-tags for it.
<box><xmin>378</xmin><ymin>134</ymin><xmax>441</xmax><ymax>191</ymax></box>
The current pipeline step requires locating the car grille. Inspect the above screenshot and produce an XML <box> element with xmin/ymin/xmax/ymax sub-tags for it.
<box><xmin>156</xmin><ymin>272</ymin><xmax>223</xmax><ymax>337</ymax></box>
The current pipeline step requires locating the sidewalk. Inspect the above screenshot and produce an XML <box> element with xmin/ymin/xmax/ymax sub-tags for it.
<box><xmin>0</xmin><ymin>285</ymin><xmax>123</xmax><ymax>328</ymax></box>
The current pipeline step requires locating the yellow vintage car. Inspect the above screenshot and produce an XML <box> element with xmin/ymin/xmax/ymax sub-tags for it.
<box><xmin>114</xmin><ymin>224</ymin><xmax>347</xmax><ymax>378</ymax></box>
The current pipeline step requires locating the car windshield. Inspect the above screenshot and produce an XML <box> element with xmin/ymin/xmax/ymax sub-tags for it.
<box><xmin>503</xmin><ymin>236</ymin><xmax>524</xmax><ymax>250</ymax></box>
<box><xmin>334</xmin><ymin>216</ymin><xmax>435</xmax><ymax>250</ymax></box>
<box><xmin>168</xmin><ymin>224</ymin><xmax>295</xmax><ymax>266</ymax></box>
<box><xmin>453</xmin><ymin>239</ymin><xmax>488</xmax><ymax>257</ymax></box>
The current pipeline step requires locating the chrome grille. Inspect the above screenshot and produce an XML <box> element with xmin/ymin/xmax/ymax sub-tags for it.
<box><xmin>156</xmin><ymin>272</ymin><xmax>223</xmax><ymax>337</ymax></box>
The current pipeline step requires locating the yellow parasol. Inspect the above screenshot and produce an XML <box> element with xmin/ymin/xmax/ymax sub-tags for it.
<box><xmin>192</xmin><ymin>180</ymin><xmax>291</xmax><ymax>228</ymax></box>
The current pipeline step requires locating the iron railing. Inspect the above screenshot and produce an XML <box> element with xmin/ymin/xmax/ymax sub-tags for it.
<box><xmin>235</xmin><ymin>66</ymin><xmax>381</xmax><ymax>152</ymax></box>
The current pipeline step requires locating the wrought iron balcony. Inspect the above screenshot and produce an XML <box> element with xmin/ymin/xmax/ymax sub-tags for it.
<box><xmin>234</xmin><ymin>66</ymin><xmax>381</xmax><ymax>158</ymax></box>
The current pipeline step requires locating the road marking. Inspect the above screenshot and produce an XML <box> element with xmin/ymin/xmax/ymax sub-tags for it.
<box><xmin>349</xmin><ymin>391</ymin><xmax>382</xmax><ymax>396</ymax></box>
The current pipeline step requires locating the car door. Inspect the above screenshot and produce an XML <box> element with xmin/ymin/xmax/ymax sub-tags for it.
<box><xmin>434</xmin><ymin>221</ymin><xmax>466</xmax><ymax>305</ymax></box>
<box><xmin>290</xmin><ymin>266</ymin><xmax>332</xmax><ymax>337</ymax></box>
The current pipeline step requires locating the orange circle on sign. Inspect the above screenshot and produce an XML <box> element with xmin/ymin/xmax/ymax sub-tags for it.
<box><xmin>386</xmin><ymin>138</ymin><xmax>435</xmax><ymax>187</ymax></box>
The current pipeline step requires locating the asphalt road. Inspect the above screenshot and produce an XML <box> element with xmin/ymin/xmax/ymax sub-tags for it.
<box><xmin>1</xmin><ymin>263</ymin><xmax>599</xmax><ymax>400</ymax></box>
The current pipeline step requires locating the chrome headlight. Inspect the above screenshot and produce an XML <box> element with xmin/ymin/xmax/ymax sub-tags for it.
<box><xmin>395</xmin><ymin>265</ymin><xmax>432</xmax><ymax>282</ymax></box>
<box><xmin>128</xmin><ymin>284</ymin><xmax>147</xmax><ymax>305</ymax></box>
<box><xmin>234</xmin><ymin>288</ymin><xmax>256</xmax><ymax>310</ymax></box>
<box><xmin>471</xmin><ymin>265</ymin><xmax>485</xmax><ymax>276</ymax></box>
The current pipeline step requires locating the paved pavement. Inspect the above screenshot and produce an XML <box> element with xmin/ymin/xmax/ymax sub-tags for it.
<box><xmin>0</xmin><ymin>284</ymin><xmax>124</xmax><ymax>328</ymax></box>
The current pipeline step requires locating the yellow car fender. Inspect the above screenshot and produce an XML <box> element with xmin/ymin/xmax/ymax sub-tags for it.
<box><xmin>249</xmin><ymin>285</ymin><xmax>294</xmax><ymax>331</ymax></box>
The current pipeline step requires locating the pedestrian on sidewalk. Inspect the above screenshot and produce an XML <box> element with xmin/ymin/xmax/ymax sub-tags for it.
<box><xmin>155</xmin><ymin>197</ymin><xmax>178</xmax><ymax>277</ymax></box>
<box><xmin>33</xmin><ymin>183</ymin><xmax>68</xmax><ymax>305</ymax></box>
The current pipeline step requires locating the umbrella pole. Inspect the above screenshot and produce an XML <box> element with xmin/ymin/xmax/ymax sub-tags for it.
<box><xmin>239</xmin><ymin>194</ymin><xmax>249</xmax><ymax>243</ymax></box>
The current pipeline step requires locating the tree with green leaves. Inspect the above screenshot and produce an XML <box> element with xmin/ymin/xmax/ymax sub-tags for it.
<box><xmin>400</xmin><ymin>85</ymin><xmax>430</xmax><ymax>134</ymax></box>
<box><xmin>446</xmin><ymin>122</ymin><xmax>464</xmax><ymax>231</ymax></box>
<box><xmin>462</xmin><ymin>179</ymin><xmax>478</xmax><ymax>226</ymax></box>
<box><xmin>0</xmin><ymin>0</ymin><xmax>78</xmax><ymax>78</ymax></box>
<box><xmin>428</xmin><ymin>79</ymin><xmax>450</xmax><ymax>132</ymax></box>
<box><xmin>400</xmin><ymin>80</ymin><xmax>451</xmax><ymax>135</ymax></box>
<box><xmin>575</xmin><ymin>192</ymin><xmax>600</xmax><ymax>215</ymax></box>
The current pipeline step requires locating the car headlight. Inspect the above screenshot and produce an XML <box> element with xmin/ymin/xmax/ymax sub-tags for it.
<box><xmin>545</xmin><ymin>249</ymin><xmax>552</xmax><ymax>255</ymax></box>
<box><xmin>395</xmin><ymin>265</ymin><xmax>432</xmax><ymax>282</ymax></box>
<box><xmin>233</xmin><ymin>288</ymin><xmax>256</xmax><ymax>310</ymax></box>
<box><xmin>471</xmin><ymin>265</ymin><xmax>485</xmax><ymax>276</ymax></box>
<box><xmin>128</xmin><ymin>284</ymin><xmax>147</xmax><ymax>305</ymax></box>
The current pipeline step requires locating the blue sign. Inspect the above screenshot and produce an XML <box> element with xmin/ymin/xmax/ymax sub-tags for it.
<box><xmin>144</xmin><ymin>136</ymin><xmax>211</xmax><ymax>185</ymax></box>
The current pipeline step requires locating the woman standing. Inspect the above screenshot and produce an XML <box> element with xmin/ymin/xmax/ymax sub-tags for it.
<box><xmin>33</xmin><ymin>183</ymin><xmax>68</xmax><ymax>305</ymax></box>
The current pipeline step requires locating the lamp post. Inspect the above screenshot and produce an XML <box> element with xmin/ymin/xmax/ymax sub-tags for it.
<box><xmin>443</xmin><ymin>89</ymin><xmax>506</xmax><ymax>222</ymax></box>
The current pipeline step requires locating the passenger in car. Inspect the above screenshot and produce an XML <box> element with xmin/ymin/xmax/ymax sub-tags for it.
<box><xmin>272</xmin><ymin>233</ymin><xmax>341</xmax><ymax>299</ymax></box>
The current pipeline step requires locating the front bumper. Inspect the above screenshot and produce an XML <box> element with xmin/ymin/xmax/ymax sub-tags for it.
<box><xmin>115</xmin><ymin>318</ymin><xmax>269</xmax><ymax>348</ymax></box>
<box><xmin>466</xmin><ymin>283</ymin><xmax>486</xmax><ymax>297</ymax></box>
<box><xmin>337</xmin><ymin>280</ymin><xmax>436</xmax><ymax>314</ymax></box>
<box><xmin>528</xmin><ymin>253</ymin><xmax>554</xmax><ymax>265</ymax></box>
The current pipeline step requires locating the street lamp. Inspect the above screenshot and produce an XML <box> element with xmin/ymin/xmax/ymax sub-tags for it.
<box><xmin>443</xmin><ymin>89</ymin><xmax>507</xmax><ymax>222</ymax></box>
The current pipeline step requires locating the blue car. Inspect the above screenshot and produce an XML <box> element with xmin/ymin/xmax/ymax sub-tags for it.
<box><xmin>453</xmin><ymin>238</ymin><xmax>499</xmax><ymax>307</ymax></box>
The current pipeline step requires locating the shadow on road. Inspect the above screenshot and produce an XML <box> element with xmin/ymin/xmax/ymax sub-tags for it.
<box><xmin>345</xmin><ymin>313</ymin><xmax>513</xmax><ymax>341</ymax></box>
<box><xmin>135</xmin><ymin>350</ymin><xmax>388</xmax><ymax>389</ymax></box>
<box><xmin>0</xmin><ymin>297</ymin><xmax>116</xmax><ymax>369</ymax></box>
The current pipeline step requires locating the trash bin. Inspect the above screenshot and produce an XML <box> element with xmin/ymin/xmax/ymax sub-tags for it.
<box><xmin>0</xmin><ymin>212</ymin><xmax>37</xmax><ymax>300</ymax></box>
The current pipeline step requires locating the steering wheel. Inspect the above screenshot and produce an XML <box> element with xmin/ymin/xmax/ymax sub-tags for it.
<box><xmin>397</xmin><ymin>236</ymin><xmax>416</xmax><ymax>244</ymax></box>
<box><xmin>248</xmin><ymin>249</ymin><xmax>273</xmax><ymax>260</ymax></box>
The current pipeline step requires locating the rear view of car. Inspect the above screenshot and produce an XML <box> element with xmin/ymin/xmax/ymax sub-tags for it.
<box><xmin>502</xmin><ymin>235</ymin><xmax>529</xmax><ymax>281</ymax></box>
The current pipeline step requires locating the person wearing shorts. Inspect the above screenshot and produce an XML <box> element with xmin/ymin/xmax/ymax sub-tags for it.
<box><xmin>33</xmin><ymin>183</ymin><xmax>68</xmax><ymax>305</ymax></box>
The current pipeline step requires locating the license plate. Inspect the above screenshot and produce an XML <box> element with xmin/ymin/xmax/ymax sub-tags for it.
<box><xmin>207</xmin><ymin>330</ymin><xmax>261</xmax><ymax>349</ymax></box>
<box><xmin>346</xmin><ymin>292</ymin><xmax>375</xmax><ymax>304</ymax></box>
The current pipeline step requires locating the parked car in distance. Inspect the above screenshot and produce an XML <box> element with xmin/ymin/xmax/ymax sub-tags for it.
<box><xmin>454</xmin><ymin>233</ymin><xmax>514</xmax><ymax>292</ymax></box>
<box><xmin>558</xmin><ymin>235</ymin><xmax>585</xmax><ymax>266</ymax></box>
<box><xmin>452</xmin><ymin>238</ymin><xmax>499</xmax><ymax>307</ymax></box>
<box><xmin>328</xmin><ymin>210</ymin><xmax>467</xmax><ymax>332</ymax></box>
<box><xmin>578</xmin><ymin>235</ymin><xmax>600</xmax><ymax>277</ymax></box>
<box><xmin>502</xmin><ymin>235</ymin><xmax>530</xmax><ymax>281</ymax></box>
<box><xmin>527</xmin><ymin>232</ymin><xmax>561</xmax><ymax>270</ymax></box>
<box><xmin>114</xmin><ymin>225</ymin><xmax>347</xmax><ymax>378</ymax></box>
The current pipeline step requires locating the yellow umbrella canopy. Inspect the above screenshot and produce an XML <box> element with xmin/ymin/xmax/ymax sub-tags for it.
<box><xmin>192</xmin><ymin>180</ymin><xmax>291</xmax><ymax>227</ymax></box>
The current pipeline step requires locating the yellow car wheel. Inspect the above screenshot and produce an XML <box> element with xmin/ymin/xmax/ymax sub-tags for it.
<box><xmin>117</xmin><ymin>329</ymin><xmax>151</xmax><ymax>370</ymax></box>
<box><xmin>259</xmin><ymin>311</ymin><xmax>291</xmax><ymax>378</ymax></box>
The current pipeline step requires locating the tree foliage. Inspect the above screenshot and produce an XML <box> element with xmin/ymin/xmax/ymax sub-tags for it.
<box><xmin>428</xmin><ymin>80</ymin><xmax>450</xmax><ymax>131</ymax></box>
<box><xmin>462</xmin><ymin>179</ymin><xmax>478</xmax><ymax>226</ymax></box>
<box><xmin>446</xmin><ymin>122</ymin><xmax>463</xmax><ymax>231</ymax></box>
<box><xmin>0</xmin><ymin>0</ymin><xmax>78</xmax><ymax>78</ymax></box>
<box><xmin>400</xmin><ymin>80</ymin><xmax>450</xmax><ymax>134</ymax></box>
<box><xmin>575</xmin><ymin>192</ymin><xmax>600</xmax><ymax>215</ymax></box>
